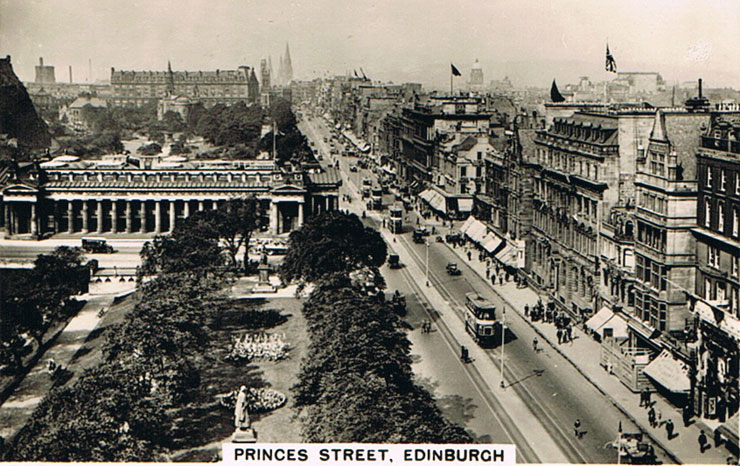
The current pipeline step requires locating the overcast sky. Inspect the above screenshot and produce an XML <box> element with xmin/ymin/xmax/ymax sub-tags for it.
<box><xmin>1</xmin><ymin>0</ymin><xmax>739</xmax><ymax>90</ymax></box>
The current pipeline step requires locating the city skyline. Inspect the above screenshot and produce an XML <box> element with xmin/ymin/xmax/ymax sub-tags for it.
<box><xmin>1</xmin><ymin>0</ymin><xmax>739</xmax><ymax>90</ymax></box>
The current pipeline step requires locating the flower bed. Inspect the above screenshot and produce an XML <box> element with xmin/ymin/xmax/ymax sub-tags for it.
<box><xmin>219</xmin><ymin>387</ymin><xmax>287</xmax><ymax>413</ymax></box>
<box><xmin>226</xmin><ymin>332</ymin><xmax>290</xmax><ymax>362</ymax></box>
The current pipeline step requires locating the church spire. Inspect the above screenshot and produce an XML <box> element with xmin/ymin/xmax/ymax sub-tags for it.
<box><xmin>650</xmin><ymin>109</ymin><xmax>669</xmax><ymax>142</ymax></box>
<box><xmin>166</xmin><ymin>60</ymin><xmax>175</xmax><ymax>96</ymax></box>
<box><xmin>282</xmin><ymin>42</ymin><xmax>293</xmax><ymax>84</ymax></box>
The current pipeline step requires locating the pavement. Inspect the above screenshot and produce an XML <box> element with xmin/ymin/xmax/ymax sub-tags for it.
<box><xmin>0</xmin><ymin>281</ymin><xmax>136</xmax><ymax>441</ymax></box>
<box><xmin>442</xmin><ymin>228</ymin><xmax>735</xmax><ymax>465</ymax></box>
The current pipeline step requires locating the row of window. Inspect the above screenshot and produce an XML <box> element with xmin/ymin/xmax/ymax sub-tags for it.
<box><xmin>636</xmin><ymin>221</ymin><xmax>666</xmax><ymax>252</ymax></box>
<box><xmin>702</xmin><ymin>276</ymin><xmax>740</xmax><ymax>318</ymax></box>
<box><xmin>705</xmin><ymin>245</ymin><xmax>739</xmax><ymax>276</ymax></box>
<box><xmin>639</xmin><ymin>190</ymin><xmax>667</xmax><ymax>215</ymax></box>
<box><xmin>535</xmin><ymin>147</ymin><xmax>601</xmax><ymax>182</ymax></box>
<box><xmin>703</xmin><ymin>164</ymin><xmax>740</xmax><ymax>194</ymax></box>
<box><xmin>533</xmin><ymin>210</ymin><xmax>598</xmax><ymax>257</ymax></box>
<box><xmin>534</xmin><ymin>179</ymin><xmax>599</xmax><ymax>222</ymax></box>
<box><xmin>702</xmin><ymin>195</ymin><xmax>740</xmax><ymax>237</ymax></box>
<box><xmin>634</xmin><ymin>291</ymin><xmax>667</xmax><ymax>331</ymax></box>
<box><xmin>635</xmin><ymin>254</ymin><xmax>667</xmax><ymax>291</ymax></box>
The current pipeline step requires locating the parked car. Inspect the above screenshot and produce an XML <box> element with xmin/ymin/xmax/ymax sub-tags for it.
<box><xmin>446</xmin><ymin>262</ymin><xmax>461</xmax><ymax>275</ymax></box>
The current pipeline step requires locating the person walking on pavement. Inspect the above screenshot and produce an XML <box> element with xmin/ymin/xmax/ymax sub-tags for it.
<box><xmin>574</xmin><ymin>419</ymin><xmax>581</xmax><ymax>438</ymax></box>
<box><xmin>699</xmin><ymin>430</ymin><xmax>708</xmax><ymax>453</ymax></box>
<box><xmin>524</xmin><ymin>304</ymin><xmax>530</xmax><ymax>318</ymax></box>
<box><xmin>532</xmin><ymin>337</ymin><xmax>539</xmax><ymax>352</ymax></box>
<box><xmin>648</xmin><ymin>406</ymin><xmax>656</xmax><ymax>428</ymax></box>
<box><xmin>682</xmin><ymin>404</ymin><xmax>692</xmax><ymax>427</ymax></box>
<box><xmin>566</xmin><ymin>325</ymin><xmax>573</xmax><ymax>343</ymax></box>
<box><xmin>666</xmin><ymin>419</ymin><xmax>675</xmax><ymax>440</ymax></box>
<box><xmin>557</xmin><ymin>328</ymin><xmax>563</xmax><ymax>345</ymax></box>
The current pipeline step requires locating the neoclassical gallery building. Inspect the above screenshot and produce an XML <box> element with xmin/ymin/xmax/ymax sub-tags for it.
<box><xmin>0</xmin><ymin>155</ymin><xmax>341</xmax><ymax>238</ymax></box>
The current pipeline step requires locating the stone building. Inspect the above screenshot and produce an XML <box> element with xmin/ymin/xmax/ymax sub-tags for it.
<box><xmin>0</xmin><ymin>156</ymin><xmax>341</xmax><ymax>238</ymax></box>
<box><xmin>110</xmin><ymin>64</ymin><xmax>258</xmax><ymax>107</ymax></box>
<box><xmin>691</xmin><ymin>115</ymin><xmax>740</xmax><ymax>424</ymax></box>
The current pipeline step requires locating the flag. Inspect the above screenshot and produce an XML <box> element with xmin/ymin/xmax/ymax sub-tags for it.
<box><xmin>550</xmin><ymin>79</ymin><xmax>565</xmax><ymax>103</ymax></box>
<box><xmin>605</xmin><ymin>44</ymin><xmax>617</xmax><ymax>73</ymax></box>
<box><xmin>451</xmin><ymin>63</ymin><xmax>462</xmax><ymax>77</ymax></box>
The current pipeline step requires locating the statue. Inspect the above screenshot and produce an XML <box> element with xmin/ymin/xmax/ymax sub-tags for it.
<box><xmin>234</xmin><ymin>385</ymin><xmax>250</xmax><ymax>429</ymax></box>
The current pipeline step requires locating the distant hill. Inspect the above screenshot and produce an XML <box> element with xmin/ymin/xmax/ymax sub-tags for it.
<box><xmin>0</xmin><ymin>55</ymin><xmax>51</xmax><ymax>154</ymax></box>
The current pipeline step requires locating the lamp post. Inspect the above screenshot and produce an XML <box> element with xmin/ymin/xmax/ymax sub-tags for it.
<box><xmin>500</xmin><ymin>306</ymin><xmax>506</xmax><ymax>388</ymax></box>
<box><xmin>425</xmin><ymin>240</ymin><xmax>430</xmax><ymax>287</ymax></box>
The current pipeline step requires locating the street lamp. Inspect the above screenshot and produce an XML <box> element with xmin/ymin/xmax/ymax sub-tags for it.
<box><xmin>500</xmin><ymin>307</ymin><xmax>506</xmax><ymax>388</ymax></box>
<box><xmin>425</xmin><ymin>240</ymin><xmax>430</xmax><ymax>287</ymax></box>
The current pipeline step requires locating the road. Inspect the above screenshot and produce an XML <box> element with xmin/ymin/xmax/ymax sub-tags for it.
<box><xmin>0</xmin><ymin>238</ymin><xmax>145</xmax><ymax>269</ymax></box>
<box><xmin>300</xmin><ymin>114</ymin><xmax>673</xmax><ymax>464</ymax></box>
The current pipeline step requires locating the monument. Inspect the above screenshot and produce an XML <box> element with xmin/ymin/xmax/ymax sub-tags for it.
<box><xmin>253</xmin><ymin>253</ymin><xmax>276</xmax><ymax>293</ymax></box>
<box><xmin>232</xmin><ymin>385</ymin><xmax>257</xmax><ymax>443</ymax></box>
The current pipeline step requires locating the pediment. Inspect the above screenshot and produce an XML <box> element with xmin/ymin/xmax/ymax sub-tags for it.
<box><xmin>2</xmin><ymin>183</ymin><xmax>39</xmax><ymax>194</ymax></box>
<box><xmin>271</xmin><ymin>184</ymin><xmax>305</xmax><ymax>193</ymax></box>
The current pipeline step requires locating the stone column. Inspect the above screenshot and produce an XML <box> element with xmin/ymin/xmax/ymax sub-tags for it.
<box><xmin>297</xmin><ymin>201</ymin><xmax>304</xmax><ymax>227</ymax></box>
<box><xmin>30</xmin><ymin>203</ymin><xmax>37</xmax><ymax>236</ymax></box>
<box><xmin>81</xmin><ymin>201</ymin><xmax>89</xmax><ymax>233</ymax></box>
<box><xmin>169</xmin><ymin>201</ymin><xmax>176</xmax><ymax>232</ymax></box>
<box><xmin>67</xmin><ymin>201</ymin><xmax>74</xmax><ymax>233</ymax></box>
<box><xmin>111</xmin><ymin>201</ymin><xmax>118</xmax><ymax>234</ymax></box>
<box><xmin>198</xmin><ymin>200</ymin><xmax>204</xmax><ymax>211</ymax></box>
<box><xmin>270</xmin><ymin>202</ymin><xmax>279</xmax><ymax>234</ymax></box>
<box><xmin>4</xmin><ymin>202</ymin><xmax>11</xmax><ymax>234</ymax></box>
<box><xmin>125</xmin><ymin>201</ymin><xmax>132</xmax><ymax>233</ymax></box>
<box><xmin>212</xmin><ymin>200</ymin><xmax>218</xmax><ymax>210</ymax></box>
<box><xmin>12</xmin><ymin>205</ymin><xmax>18</xmax><ymax>235</ymax></box>
<box><xmin>154</xmin><ymin>201</ymin><xmax>162</xmax><ymax>234</ymax></box>
<box><xmin>96</xmin><ymin>200</ymin><xmax>104</xmax><ymax>234</ymax></box>
<box><xmin>183</xmin><ymin>200</ymin><xmax>190</xmax><ymax>219</ymax></box>
<box><xmin>140</xmin><ymin>202</ymin><xmax>147</xmax><ymax>233</ymax></box>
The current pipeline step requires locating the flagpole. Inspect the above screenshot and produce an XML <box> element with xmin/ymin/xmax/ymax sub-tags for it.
<box><xmin>450</xmin><ymin>71</ymin><xmax>453</xmax><ymax>95</ymax></box>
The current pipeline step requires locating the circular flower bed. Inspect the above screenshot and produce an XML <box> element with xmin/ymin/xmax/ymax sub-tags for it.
<box><xmin>219</xmin><ymin>387</ymin><xmax>287</xmax><ymax>413</ymax></box>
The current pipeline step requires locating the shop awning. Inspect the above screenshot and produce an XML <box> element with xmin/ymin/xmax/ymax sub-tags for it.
<box><xmin>457</xmin><ymin>198</ymin><xmax>474</xmax><ymax>212</ymax></box>
<box><xmin>495</xmin><ymin>242</ymin><xmax>519</xmax><ymax>268</ymax></box>
<box><xmin>466</xmin><ymin>220</ymin><xmax>488</xmax><ymax>243</ymax></box>
<box><xmin>642</xmin><ymin>349</ymin><xmax>691</xmax><ymax>393</ymax></box>
<box><xmin>419</xmin><ymin>189</ymin><xmax>446</xmax><ymax>214</ymax></box>
<box><xmin>716</xmin><ymin>411</ymin><xmax>739</xmax><ymax>445</ymax></box>
<box><xmin>585</xmin><ymin>307</ymin><xmax>615</xmax><ymax>334</ymax></box>
<box><xmin>460</xmin><ymin>216</ymin><xmax>476</xmax><ymax>235</ymax></box>
<box><xmin>481</xmin><ymin>233</ymin><xmax>503</xmax><ymax>253</ymax></box>
<box><xmin>601</xmin><ymin>313</ymin><xmax>629</xmax><ymax>339</ymax></box>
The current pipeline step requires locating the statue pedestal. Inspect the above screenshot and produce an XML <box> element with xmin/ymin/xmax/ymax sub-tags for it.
<box><xmin>232</xmin><ymin>427</ymin><xmax>257</xmax><ymax>443</ymax></box>
<box><xmin>254</xmin><ymin>264</ymin><xmax>276</xmax><ymax>293</ymax></box>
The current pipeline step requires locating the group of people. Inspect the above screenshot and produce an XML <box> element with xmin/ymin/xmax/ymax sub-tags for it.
<box><xmin>420</xmin><ymin>320</ymin><xmax>433</xmax><ymax>333</ymax></box>
<box><xmin>228</xmin><ymin>332</ymin><xmax>289</xmax><ymax>362</ymax></box>
<box><xmin>524</xmin><ymin>300</ymin><xmax>575</xmax><ymax>345</ymax></box>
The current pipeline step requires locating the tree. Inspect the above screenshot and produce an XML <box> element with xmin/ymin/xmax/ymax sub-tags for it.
<box><xmin>215</xmin><ymin>197</ymin><xmax>266</xmax><ymax>268</ymax></box>
<box><xmin>137</xmin><ymin>142</ymin><xmax>162</xmax><ymax>156</ymax></box>
<box><xmin>280</xmin><ymin>211</ymin><xmax>387</xmax><ymax>284</ymax></box>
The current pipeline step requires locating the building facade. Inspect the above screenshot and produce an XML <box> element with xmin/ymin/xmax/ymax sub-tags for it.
<box><xmin>110</xmin><ymin>65</ymin><xmax>258</xmax><ymax>107</ymax></box>
<box><xmin>1</xmin><ymin>157</ymin><xmax>341</xmax><ymax>239</ymax></box>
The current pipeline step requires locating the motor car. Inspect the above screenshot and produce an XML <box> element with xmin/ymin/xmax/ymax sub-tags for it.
<box><xmin>350</xmin><ymin>165</ymin><xmax>358</xmax><ymax>172</ymax></box>
<box><xmin>446</xmin><ymin>262</ymin><xmax>462</xmax><ymax>275</ymax></box>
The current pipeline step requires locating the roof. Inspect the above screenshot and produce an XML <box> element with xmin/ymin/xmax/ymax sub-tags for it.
<box><xmin>69</xmin><ymin>96</ymin><xmax>107</xmax><ymax>109</ymax></box>
<box><xmin>307</xmin><ymin>167</ymin><xmax>342</xmax><ymax>186</ymax></box>
<box><xmin>452</xmin><ymin>135</ymin><xmax>478</xmax><ymax>152</ymax></box>
<box><xmin>43</xmin><ymin>180</ymin><xmax>270</xmax><ymax>191</ymax></box>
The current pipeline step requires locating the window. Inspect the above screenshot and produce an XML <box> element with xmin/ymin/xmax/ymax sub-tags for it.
<box><xmin>733</xmin><ymin>287</ymin><xmax>739</xmax><ymax>316</ymax></box>
<box><xmin>736</xmin><ymin>173</ymin><xmax>740</xmax><ymax>195</ymax></box>
<box><xmin>705</xmin><ymin>197</ymin><xmax>712</xmax><ymax>227</ymax></box>
<box><xmin>705</xmin><ymin>277</ymin><xmax>713</xmax><ymax>300</ymax></box>
<box><xmin>718</xmin><ymin>201</ymin><xmax>725</xmax><ymax>232</ymax></box>
<box><xmin>594</xmin><ymin>165</ymin><xmax>599</xmax><ymax>180</ymax></box>
<box><xmin>709</xmin><ymin>246</ymin><xmax>721</xmax><ymax>268</ymax></box>
<box><xmin>717</xmin><ymin>282</ymin><xmax>727</xmax><ymax>302</ymax></box>
<box><xmin>733</xmin><ymin>255</ymin><xmax>739</xmax><ymax>278</ymax></box>
<box><xmin>721</xmin><ymin>169</ymin><xmax>728</xmax><ymax>191</ymax></box>
<box><xmin>734</xmin><ymin>209</ymin><xmax>739</xmax><ymax>237</ymax></box>
<box><xmin>707</xmin><ymin>167</ymin><xmax>713</xmax><ymax>188</ymax></box>
<box><xmin>477</xmin><ymin>151</ymin><xmax>482</xmax><ymax>160</ymax></box>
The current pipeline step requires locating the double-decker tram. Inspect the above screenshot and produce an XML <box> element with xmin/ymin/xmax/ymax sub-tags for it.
<box><xmin>464</xmin><ymin>292</ymin><xmax>499</xmax><ymax>347</ymax></box>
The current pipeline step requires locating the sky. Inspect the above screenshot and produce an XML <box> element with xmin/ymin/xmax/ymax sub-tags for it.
<box><xmin>1</xmin><ymin>0</ymin><xmax>739</xmax><ymax>90</ymax></box>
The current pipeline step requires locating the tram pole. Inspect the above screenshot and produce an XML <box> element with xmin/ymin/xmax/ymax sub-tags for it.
<box><xmin>425</xmin><ymin>240</ymin><xmax>430</xmax><ymax>287</ymax></box>
<box><xmin>500</xmin><ymin>306</ymin><xmax>506</xmax><ymax>388</ymax></box>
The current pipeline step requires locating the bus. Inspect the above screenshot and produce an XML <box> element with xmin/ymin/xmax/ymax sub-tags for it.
<box><xmin>464</xmin><ymin>292</ymin><xmax>499</xmax><ymax>347</ymax></box>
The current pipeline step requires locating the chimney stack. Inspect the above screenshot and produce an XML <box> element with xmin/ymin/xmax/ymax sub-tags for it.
<box><xmin>69</xmin><ymin>65</ymin><xmax>73</xmax><ymax>83</ymax></box>
<box><xmin>39</xmin><ymin>57</ymin><xmax>43</xmax><ymax>66</ymax></box>
<box><xmin>698</xmin><ymin>78</ymin><xmax>703</xmax><ymax>98</ymax></box>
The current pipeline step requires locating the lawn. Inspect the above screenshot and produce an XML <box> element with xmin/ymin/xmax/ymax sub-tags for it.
<box><xmin>169</xmin><ymin>297</ymin><xmax>308</xmax><ymax>462</ymax></box>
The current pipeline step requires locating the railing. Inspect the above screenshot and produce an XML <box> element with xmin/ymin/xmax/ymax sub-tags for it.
<box><xmin>701</xmin><ymin>136</ymin><xmax>740</xmax><ymax>154</ymax></box>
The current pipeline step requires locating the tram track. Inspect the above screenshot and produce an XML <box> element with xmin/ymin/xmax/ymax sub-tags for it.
<box><xmin>398</xmin><ymin>235</ymin><xmax>591</xmax><ymax>464</ymax></box>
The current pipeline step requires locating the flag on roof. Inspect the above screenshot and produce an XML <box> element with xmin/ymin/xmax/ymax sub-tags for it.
<box><xmin>451</xmin><ymin>63</ymin><xmax>462</xmax><ymax>77</ymax></box>
<box><xmin>550</xmin><ymin>79</ymin><xmax>566</xmax><ymax>103</ymax></box>
<box><xmin>605</xmin><ymin>44</ymin><xmax>617</xmax><ymax>73</ymax></box>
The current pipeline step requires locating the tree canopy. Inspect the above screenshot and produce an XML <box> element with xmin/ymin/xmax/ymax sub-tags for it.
<box><xmin>280</xmin><ymin>211</ymin><xmax>387</xmax><ymax>284</ymax></box>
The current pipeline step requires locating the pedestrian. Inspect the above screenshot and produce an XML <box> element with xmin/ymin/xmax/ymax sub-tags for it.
<box><xmin>491</xmin><ymin>274</ymin><xmax>496</xmax><ymax>285</ymax></box>
<box><xmin>486</xmin><ymin>268</ymin><xmax>490</xmax><ymax>279</ymax></box>
<box><xmin>655</xmin><ymin>408</ymin><xmax>663</xmax><ymax>427</ymax></box>
<box><xmin>666</xmin><ymin>419</ymin><xmax>674</xmax><ymax>439</ymax></box>
<box><xmin>467</xmin><ymin>251</ymin><xmax>472</xmax><ymax>261</ymax></box>
<box><xmin>699</xmin><ymin>430</ymin><xmax>708</xmax><ymax>453</ymax></box>
<box><xmin>566</xmin><ymin>325</ymin><xmax>572</xmax><ymax>342</ymax></box>
<box><xmin>524</xmin><ymin>304</ymin><xmax>530</xmax><ymax>318</ymax></box>
<box><xmin>557</xmin><ymin>328</ymin><xmax>563</xmax><ymax>345</ymax></box>
<box><xmin>639</xmin><ymin>388</ymin><xmax>646</xmax><ymax>407</ymax></box>
<box><xmin>644</xmin><ymin>387</ymin><xmax>651</xmax><ymax>407</ymax></box>
<box><xmin>574</xmin><ymin>419</ymin><xmax>581</xmax><ymax>438</ymax></box>
<box><xmin>682</xmin><ymin>404</ymin><xmax>692</xmax><ymax>427</ymax></box>
<box><xmin>533</xmin><ymin>337</ymin><xmax>539</xmax><ymax>352</ymax></box>
<box><xmin>648</xmin><ymin>406</ymin><xmax>656</xmax><ymax>427</ymax></box>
